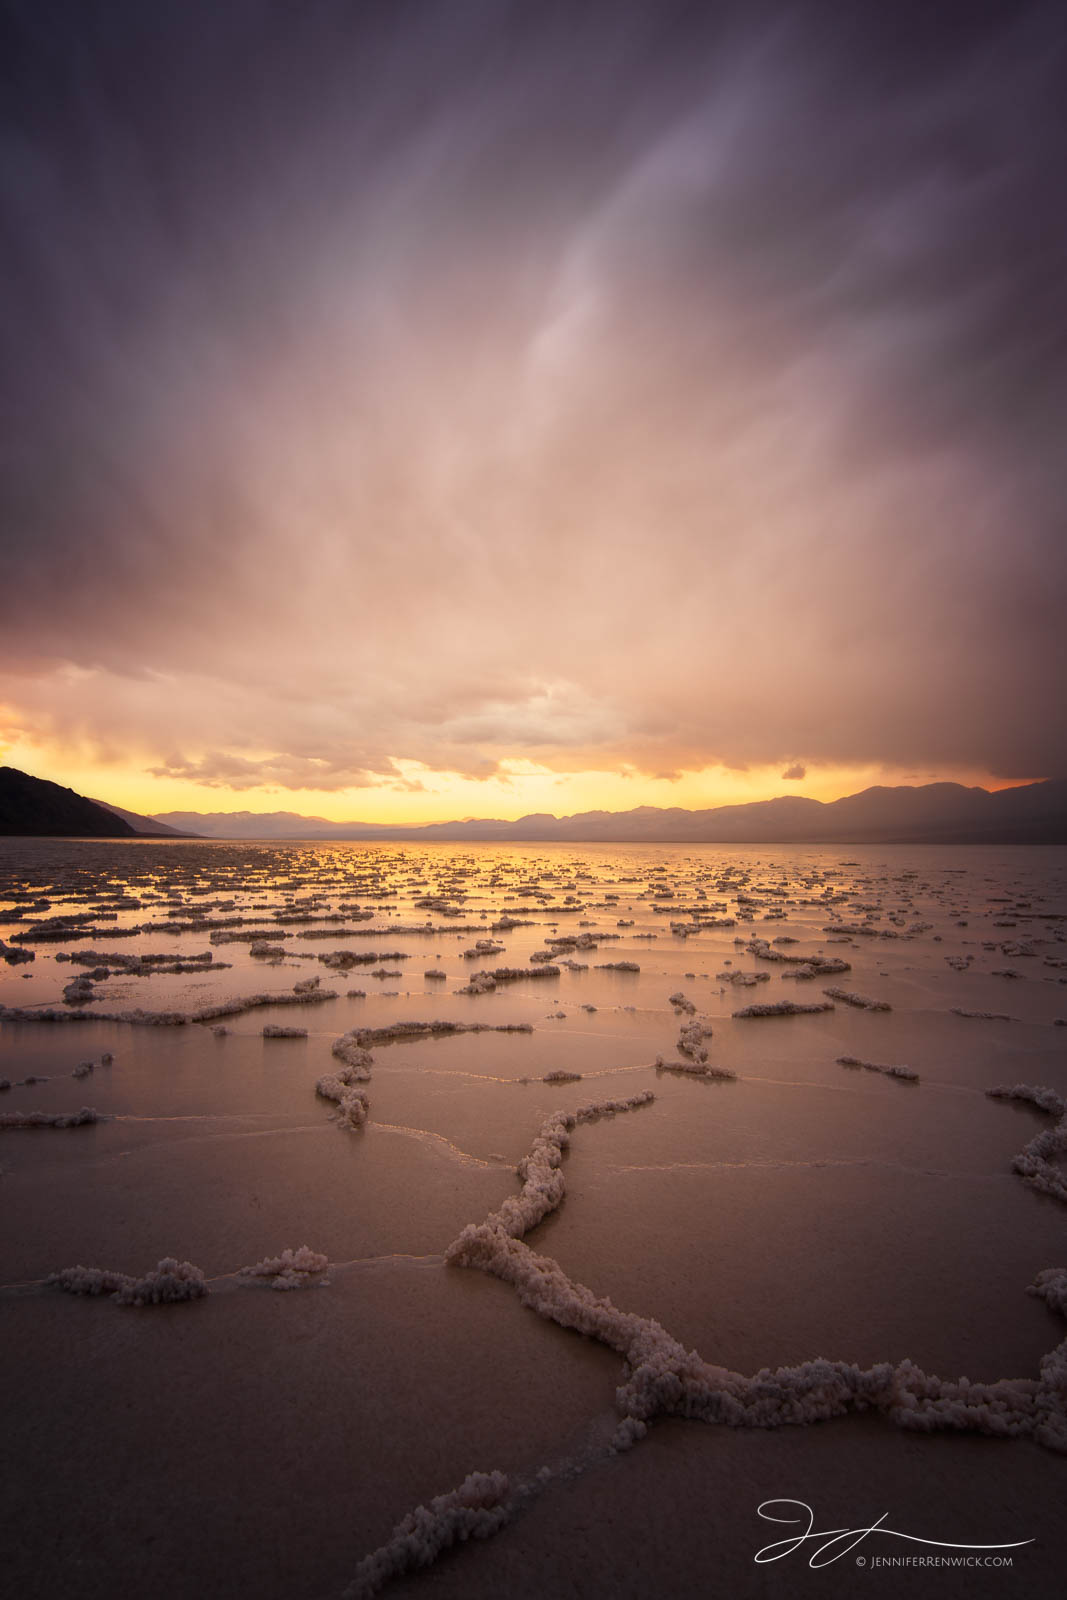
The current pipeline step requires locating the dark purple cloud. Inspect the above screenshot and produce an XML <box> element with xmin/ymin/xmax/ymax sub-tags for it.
<box><xmin>1</xmin><ymin>0</ymin><xmax>1064</xmax><ymax>787</ymax></box>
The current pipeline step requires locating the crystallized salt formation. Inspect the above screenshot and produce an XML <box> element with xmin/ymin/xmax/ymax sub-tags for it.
<box><xmin>238</xmin><ymin>1246</ymin><xmax>329</xmax><ymax>1290</ymax></box>
<box><xmin>1030</xmin><ymin>1268</ymin><xmax>1067</xmax><ymax>1318</ymax></box>
<box><xmin>343</xmin><ymin>1471</ymin><xmax>513</xmax><ymax>1599</ymax></box>
<box><xmin>823</xmin><ymin>987</ymin><xmax>891</xmax><ymax>1010</ymax></box>
<box><xmin>316</xmin><ymin>1070</ymin><xmax>370</xmax><ymax>1129</ymax></box>
<box><xmin>313</xmin><ymin>1029</ymin><xmax>377</xmax><ymax>1127</ymax></box>
<box><xmin>987</xmin><ymin>1084</ymin><xmax>1067</xmax><ymax>1204</ymax></box>
<box><xmin>5</xmin><ymin>835</ymin><xmax>1067</xmax><ymax>1595</ymax></box>
<box><xmin>48</xmin><ymin>1258</ymin><xmax>208</xmax><ymax>1306</ymax></box>
<box><xmin>348</xmin><ymin>1020</ymin><xmax>532</xmax><ymax>1046</ymax></box>
<box><xmin>656</xmin><ymin>1056</ymin><xmax>737</xmax><ymax>1080</ymax></box>
<box><xmin>733</xmin><ymin>1000</ymin><xmax>835</xmax><ymax>1018</ymax></box>
<box><xmin>837</xmin><ymin>1056</ymin><xmax>919</xmax><ymax>1081</ymax></box>
<box><xmin>0</xmin><ymin>1106</ymin><xmax>102</xmax><ymax>1128</ymax></box>
<box><xmin>987</xmin><ymin>1083</ymin><xmax>1066</xmax><ymax>1119</ymax></box>
<box><xmin>745</xmin><ymin>938</ymin><xmax>851</xmax><ymax>975</ymax></box>
<box><xmin>0</xmin><ymin>985</ymin><xmax>338</xmax><ymax>1027</ymax></box>
<box><xmin>447</xmin><ymin>1091</ymin><xmax>655</xmax><ymax>1252</ymax></box>
<box><xmin>443</xmin><ymin>1075</ymin><xmax>1067</xmax><ymax>1481</ymax></box>
<box><xmin>676</xmin><ymin>1020</ymin><xmax>713</xmax><ymax>1061</ymax></box>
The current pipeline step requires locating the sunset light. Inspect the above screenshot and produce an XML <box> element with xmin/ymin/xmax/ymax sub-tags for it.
<box><xmin>2</xmin><ymin>5</ymin><xmax>1064</xmax><ymax>1599</ymax></box>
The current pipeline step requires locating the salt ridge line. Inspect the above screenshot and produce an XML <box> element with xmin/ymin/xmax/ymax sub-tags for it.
<box><xmin>655</xmin><ymin>1058</ymin><xmax>737</xmax><ymax>1080</ymax></box>
<box><xmin>455</xmin><ymin>965</ymin><xmax>561</xmax><ymax>994</ymax></box>
<box><xmin>314</xmin><ymin>1017</ymin><xmax>542</xmax><ymax>1129</ymax></box>
<box><xmin>346</xmin><ymin>1020</ymin><xmax>534</xmax><ymax>1046</ymax></box>
<box><xmin>316</xmin><ymin>1030</ymin><xmax>375</xmax><ymax>1129</ymax></box>
<box><xmin>47</xmin><ymin>1244</ymin><xmax>332</xmax><ymax>1302</ymax></box>
<box><xmin>451</xmin><ymin>1091</ymin><xmax>655</xmax><ymax>1244</ymax></box>
<box><xmin>823</xmin><ymin>986</ymin><xmax>892</xmax><ymax>1011</ymax></box>
<box><xmin>343</xmin><ymin>1471</ymin><xmax>513</xmax><ymax>1600</ymax></box>
<box><xmin>352</xmin><ymin>1082</ymin><xmax>1067</xmax><ymax>1596</ymax></box>
<box><xmin>345</xmin><ymin>1093</ymin><xmax>659</xmax><ymax>1598</ymax></box>
<box><xmin>0</xmin><ymin>987</ymin><xmax>339</xmax><ymax>1026</ymax></box>
<box><xmin>444</xmin><ymin>1094</ymin><xmax>1067</xmax><ymax>1451</ymax></box>
<box><xmin>745</xmin><ymin>938</ymin><xmax>851</xmax><ymax>975</ymax></box>
<box><xmin>238</xmin><ymin>1245</ymin><xmax>329</xmax><ymax>1290</ymax></box>
<box><xmin>48</xmin><ymin>1258</ymin><xmax>209</xmax><ymax>1305</ymax></box>
<box><xmin>987</xmin><ymin>1083</ymin><xmax>1067</xmax><ymax>1203</ymax></box>
<box><xmin>733</xmin><ymin>1000</ymin><xmax>835</xmax><ymax>1018</ymax></box>
<box><xmin>837</xmin><ymin>1056</ymin><xmax>919</xmax><ymax>1081</ymax></box>
<box><xmin>0</xmin><ymin>1106</ymin><xmax>102</xmax><ymax>1128</ymax></box>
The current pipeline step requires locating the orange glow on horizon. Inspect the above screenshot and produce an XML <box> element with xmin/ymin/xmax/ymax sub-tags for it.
<box><xmin>0</xmin><ymin>734</ymin><xmax>1042</xmax><ymax>827</ymax></box>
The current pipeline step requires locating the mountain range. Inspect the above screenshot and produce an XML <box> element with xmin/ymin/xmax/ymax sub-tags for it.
<box><xmin>155</xmin><ymin>779</ymin><xmax>1067</xmax><ymax>844</ymax></box>
<box><xmin>3</xmin><ymin>765</ymin><xmax>1066</xmax><ymax>844</ymax></box>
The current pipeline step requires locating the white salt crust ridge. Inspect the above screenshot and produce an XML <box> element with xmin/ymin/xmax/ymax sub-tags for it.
<box><xmin>0</xmin><ymin>988</ymin><xmax>338</xmax><ymax>1027</ymax></box>
<box><xmin>837</xmin><ymin>1056</ymin><xmax>919</xmax><ymax>1081</ymax></box>
<box><xmin>348</xmin><ymin>1020</ymin><xmax>533</xmax><ymax>1046</ymax></box>
<box><xmin>447</xmin><ymin>1092</ymin><xmax>656</xmax><ymax>1246</ymax></box>
<box><xmin>655</xmin><ymin>1057</ymin><xmax>737</xmax><ymax>1080</ymax></box>
<box><xmin>676</xmin><ymin>1020</ymin><xmax>714</xmax><ymax>1063</ymax></box>
<box><xmin>238</xmin><ymin>1246</ymin><xmax>329</xmax><ymax>1290</ymax></box>
<box><xmin>59</xmin><ymin>948</ymin><xmax>225</xmax><ymax>974</ymax></box>
<box><xmin>48</xmin><ymin>1258</ymin><xmax>208</xmax><ymax>1306</ymax></box>
<box><xmin>745</xmin><ymin>938</ymin><xmax>850</xmax><ymax>975</ymax></box>
<box><xmin>733</xmin><ymin>1000</ymin><xmax>835</xmax><ymax>1018</ymax></box>
<box><xmin>455</xmin><ymin>966</ymin><xmax>562</xmax><ymax>996</ymax></box>
<box><xmin>987</xmin><ymin>1083</ymin><xmax>1066</xmax><ymax>1119</ymax></box>
<box><xmin>315</xmin><ymin>1030</ymin><xmax>376</xmax><ymax>1128</ymax></box>
<box><xmin>987</xmin><ymin>1083</ymin><xmax>1067</xmax><ymax>1203</ymax></box>
<box><xmin>823</xmin><ymin>987</ymin><xmax>892</xmax><ymax>1011</ymax></box>
<box><xmin>444</xmin><ymin>1094</ymin><xmax>1067</xmax><ymax>1470</ymax></box>
<box><xmin>316</xmin><ymin>1073</ymin><xmax>370</xmax><ymax>1130</ymax></box>
<box><xmin>343</xmin><ymin>1470</ymin><xmax>513</xmax><ymax>1599</ymax></box>
<box><xmin>1031</xmin><ymin>1268</ymin><xmax>1067</xmax><ymax>1318</ymax></box>
<box><xmin>0</xmin><ymin>1106</ymin><xmax>102</xmax><ymax>1128</ymax></box>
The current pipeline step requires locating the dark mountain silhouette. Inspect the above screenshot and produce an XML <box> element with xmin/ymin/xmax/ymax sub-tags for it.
<box><xmin>5</xmin><ymin>763</ymin><xmax>1064</xmax><ymax>844</ymax></box>
<box><xmin>0</xmin><ymin>768</ymin><xmax>195</xmax><ymax>837</ymax></box>
<box><xmin>154</xmin><ymin>779</ymin><xmax>1067</xmax><ymax>844</ymax></box>
<box><xmin>1</xmin><ymin>767</ymin><xmax>136</xmax><ymax>837</ymax></box>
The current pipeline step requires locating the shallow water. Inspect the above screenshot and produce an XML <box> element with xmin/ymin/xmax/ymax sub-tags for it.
<box><xmin>1</xmin><ymin>838</ymin><xmax>1065</xmax><ymax>1597</ymax></box>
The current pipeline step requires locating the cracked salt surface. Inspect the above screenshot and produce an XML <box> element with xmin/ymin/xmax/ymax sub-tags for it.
<box><xmin>1</xmin><ymin>837</ymin><xmax>1065</xmax><ymax>1598</ymax></box>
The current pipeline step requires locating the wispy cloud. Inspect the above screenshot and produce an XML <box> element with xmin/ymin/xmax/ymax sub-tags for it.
<box><xmin>2</xmin><ymin>0</ymin><xmax>1064</xmax><ymax>804</ymax></box>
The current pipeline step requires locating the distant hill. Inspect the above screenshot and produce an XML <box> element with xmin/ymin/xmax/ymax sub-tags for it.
<box><xmin>154</xmin><ymin>778</ymin><xmax>1067</xmax><ymax>845</ymax></box>
<box><xmin>92</xmin><ymin>799</ymin><xmax>193</xmax><ymax>837</ymax></box>
<box><xmin>1</xmin><ymin>767</ymin><xmax>136</xmax><ymax>837</ymax></box>
<box><xmin>4</xmin><ymin>763</ymin><xmax>1064</xmax><ymax>844</ymax></box>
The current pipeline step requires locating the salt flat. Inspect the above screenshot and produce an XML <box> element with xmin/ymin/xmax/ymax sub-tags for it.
<box><xmin>1</xmin><ymin>838</ymin><xmax>1065</xmax><ymax>1598</ymax></box>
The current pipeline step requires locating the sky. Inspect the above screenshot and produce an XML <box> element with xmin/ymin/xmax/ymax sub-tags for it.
<box><xmin>1</xmin><ymin>0</ymin><xmax>1065</xmax><ymax>824</ymax></box>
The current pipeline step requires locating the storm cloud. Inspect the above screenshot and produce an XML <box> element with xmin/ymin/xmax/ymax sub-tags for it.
<box><xmin>1</xmin><ymin>0</ymin><xmax>1064</xmax><ymax>797</ymax></box>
